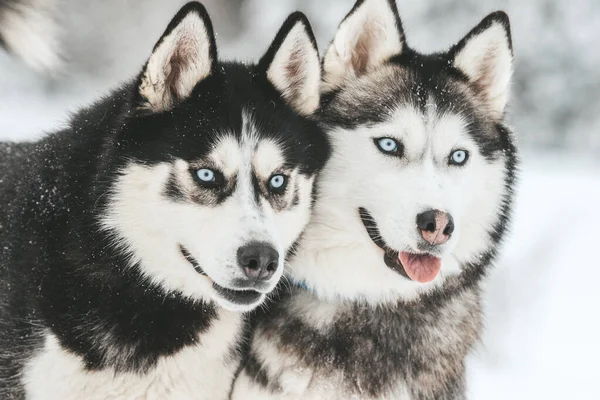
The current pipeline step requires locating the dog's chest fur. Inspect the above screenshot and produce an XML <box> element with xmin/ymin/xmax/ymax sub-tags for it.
<box><xmin>245</xmin><ymin>286</ymin><xmax>481</xmax><ymax>400</ymax></box>
<box><xmin>22</xmin><ymin>310</ymin><xmax>243</xmax><ymax>400</ymax></box>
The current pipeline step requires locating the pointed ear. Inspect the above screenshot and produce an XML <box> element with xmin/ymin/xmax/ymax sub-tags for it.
<box><xmin>450</xmin><ymin>12</ymin><xmax>513</xmax><ymax>120</ymax></box>
<box><xmin>137</xmin><ymin>2</ymin><xmax>217</xmax><ymax>112</ymax></box>
<box><xmin>322</xmin><ymin>0</ymin><xmax>405</xmax><ymax>92</ymax></box>
<box><xmin>259</xmin><ymin>12</ymin><xmax>321</xmax><ymax>116</ymax></box>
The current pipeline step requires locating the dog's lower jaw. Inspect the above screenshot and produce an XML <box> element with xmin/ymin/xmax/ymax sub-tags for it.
<box><xmin>210</xmin><ymin>289</ymin><xmax>265</xmax><ymax>313</ymax></box>
<box><xmin>179</xmin><ymin>245</ymin><xmax>264</xmax><ymax>311</ymax></box>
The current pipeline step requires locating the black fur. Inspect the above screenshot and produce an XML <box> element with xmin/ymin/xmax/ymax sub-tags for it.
<box><xmin>164</xmin><ymin>172</ymin><xmax>187</xmax><ymax>202</ymax></box>
<box><xmin>0</xmin><ymin>3</ymin><xmax>329</xmax><ymax>399</ymax></box>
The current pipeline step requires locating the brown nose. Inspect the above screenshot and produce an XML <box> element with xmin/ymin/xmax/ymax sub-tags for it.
<box><xmin>416</xmin><ymin>209</ymin><xmax>454</xmax><ymax>246</ymax></box>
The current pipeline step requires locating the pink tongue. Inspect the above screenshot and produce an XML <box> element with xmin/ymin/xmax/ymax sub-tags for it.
<box><xmin>398</xmin><ymin>252</ymin><xmax>441</xmax><ymax>283</ymax></box>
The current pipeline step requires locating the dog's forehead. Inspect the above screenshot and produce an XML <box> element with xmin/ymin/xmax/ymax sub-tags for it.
<box><xmin>385</xmin><ymin>105</ymin><xmax>470</xmax><ymax>144</ymax></box>
<box><xmin>208</xmin><ymin>134</ymin><xmax>285</xmax><ymax>177</ymax></box>
<box><xmin>322</xmin><ymin>64</ymin><xmax>477</xmax><ymax>128</ymax></box>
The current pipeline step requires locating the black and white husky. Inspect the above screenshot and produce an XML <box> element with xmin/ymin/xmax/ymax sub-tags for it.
<box><xmin>0</xmin><ymin>2</ymin><xmax>328</xmax><ymax>399</ymax></box>
<box><xmin>233</xmin><ymin>0</ymin><xmax>517</xmax><ymax>399</ymax></box>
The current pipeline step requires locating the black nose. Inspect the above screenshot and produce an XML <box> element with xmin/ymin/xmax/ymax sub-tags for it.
<box><xmin>416</xmin><ymin>209</ymin><xmax>454</xmax><ymax>246</ymax></box>
<box><xmin>237</xmin><ymin>242</ymin><xmax>279</xmax><ymax>281</ymax></box>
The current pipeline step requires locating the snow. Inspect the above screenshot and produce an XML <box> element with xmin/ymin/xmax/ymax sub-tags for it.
<box><xmin>469</xmin><ymin>152</ymin><xmax>600</xmax><ymax>400</ymax></box>
<box><xmin>1</xmin><ymin>0</ymin><xmax>599</xmax><ymax>398</ymax></box>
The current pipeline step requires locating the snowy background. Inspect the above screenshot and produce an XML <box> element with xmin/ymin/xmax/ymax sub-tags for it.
<box><xmin>1</xmin><ymin>0</ymin><xmax>598</xmax><ymax>398</ymax></box>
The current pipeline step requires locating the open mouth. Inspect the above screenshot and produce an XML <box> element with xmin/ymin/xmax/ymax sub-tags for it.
<box><xmin>179</xmin><ymin>246</ymin><xmax>263</xmax><ymax>306</ymax></box>
<box><xmin>358</xmin><ymin>208</ymin><xmax>441</xmax><ymax>283</ymax></box>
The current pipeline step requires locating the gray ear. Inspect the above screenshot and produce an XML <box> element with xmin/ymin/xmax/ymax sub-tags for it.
<box><xmin>138</xmin><ymin>2</ymin><xmax>217</xmax><ymax>112</ymax></box>
<box><xmin>322</xmin><ymin>0</ymin><xmax>405</xmax><ymax>93</ymax></box>
<box><xmin>451</xmin><ymin>12</ymin><xmax>513</xmax><ymax>119</ymax></box>
<box><xmin>260</xmin><ymin>12</ymin><xmax>321</xmax><ymax>116</ymax></box>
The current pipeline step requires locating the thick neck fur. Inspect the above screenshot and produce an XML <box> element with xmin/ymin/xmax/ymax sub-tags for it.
<box><xmin>246</xmin><ymin>285</ymin><xmax>481</xmax><ymax>400</ymax></box>
<box><xmin>0</xmin><ymin>84</ymin><xmax>229</xmax><ymax>373</ymax></box>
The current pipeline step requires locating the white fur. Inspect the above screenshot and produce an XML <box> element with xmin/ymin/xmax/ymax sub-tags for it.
<box><xmin>453</xmin><ymin>21</ymin><xmax>513</xmax><ymax>119</ymax></box>
<box><xmin>322</xmin><ymin>0</ymin><xmax>404</xmax><ymax>92</ymax></box>
<box><xmin>23</xmin><ymin>310</ymin><xmax>243</xmax><ymax>400</ymax></box>
<box><xmin>100</xmin><ymin>112</ymin><xmax>314</xmax><ymax>312</ymax></box>
<box><xmin>0</xmin><ymin>0</ymin><xmax>62</xmax><ymax>72</ymax></box>
<box><xmin>139</xmin><ymin>9</ymin><xmax>213</xmax><ymax>112</ymax></box>
<box><xmin>267</xmin><ymin>21</ymin><xmax>320</xmax><ymax>115</ymax></box>
<box><xmin>289</xmin><ymin>102</ymin><xmax>507</xmax><ymax>305</ymax></box>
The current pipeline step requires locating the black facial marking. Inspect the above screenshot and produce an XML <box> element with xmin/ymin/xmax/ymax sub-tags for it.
<box><xmin>164</xmin><ymin>172</ymin><xmax>186</xmax><ymax>202</ymax></box>
<box><xmin>285</xmin><ymin>235</ymin><xmax>303</xmax><ymax>261</ymax></box>
<box><xmin>179</xmin><ymin>245</ymin><xmax>207</xmax><ymax>276</ymax></box>
<box><xmin>187</xmin><ymin>172</ymin><xmax>237</xmax><ymax>207</ymax></box>
<box><xmin>290</xmin><ymin>185</ymin><xmax>300</xmax><ymax>208</ymax></box>
<box><xmin>358</xmin><ymin>208</ymin><xmax>410</xmax><ymax>280</ymax></box>
<box><xmin>260</xmin><ymin>172</ymin><xmax>293</xmax><ymax>212</ymax></box>
<box><xmin>214</xmin><ymin>174</ymin><xmax>237</xmax><ymax>205</ymax></box>
<box><xmin>251</xmin><ymin>172</ymin><xmax>262</xmax><ymax>205</ymax></box>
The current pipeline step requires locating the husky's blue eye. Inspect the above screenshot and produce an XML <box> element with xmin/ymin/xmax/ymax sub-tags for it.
<box><xmin>269</xmin><ymin>174</ymin><xmax>287</xmax><ymax>192</ymax></box>
<box><xmin>375</xmin><ymin>137</ymin><xmax>401</xmax><ymax>154</ymax></box>
<box><xmin>196</xmin><ymin>168</ymin><xmax>215</xmax><ymax>182</ymax></box>
<box><xmin>449</xmin><ymin>150</ymin><xmax>469</xmax><ymax>166</ymax></box>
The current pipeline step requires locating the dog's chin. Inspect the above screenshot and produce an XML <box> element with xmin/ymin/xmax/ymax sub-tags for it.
<box><xmin>358</xmin><ymin>208</ymin><xmax>442</xmax><ymax>283</ymax></box>
<box><xmin>179</xmin><ymin>245</ymin><xmax>265</xmax><ymax>311</ymax></box>
<box><xmin>209</xmin><ymin>282</ymin><xmax>265</xmax><ymax>312</ymax></box>
<box><xmin>211</xmin><ymin>291</ymin><xmax>266</xmax><ymax>312</ymax></box>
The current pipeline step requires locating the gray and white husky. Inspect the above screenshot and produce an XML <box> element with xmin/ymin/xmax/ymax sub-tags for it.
<box><xmin>0</xmin><ymin>2</ymin><xmax>329</xmax><ymax>399</ymax></box>
<box><xmin>232</xmin><ymin>0</ymin><xmax>517</xmax><ymax>398</ymax></box>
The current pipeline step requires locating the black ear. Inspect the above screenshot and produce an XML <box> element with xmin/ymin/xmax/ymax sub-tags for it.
<box><xmin>322</xmin><ymin>0</ymin><xmax>405</xmax><ymax>93</ymax></box>
<box><xmin>449</xmin><ymin>11</ymin><xmax>513</xmax><ymax>120</ymax></box>
<box><xmin>137</xmin><ymin>2</ymin><xmax>217</xmax><ymax>112</ymax></box>
<box><xmin>258</xmin><ymin>12</ymin><xmax>321</xmax><ymax>116</ymax></box>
